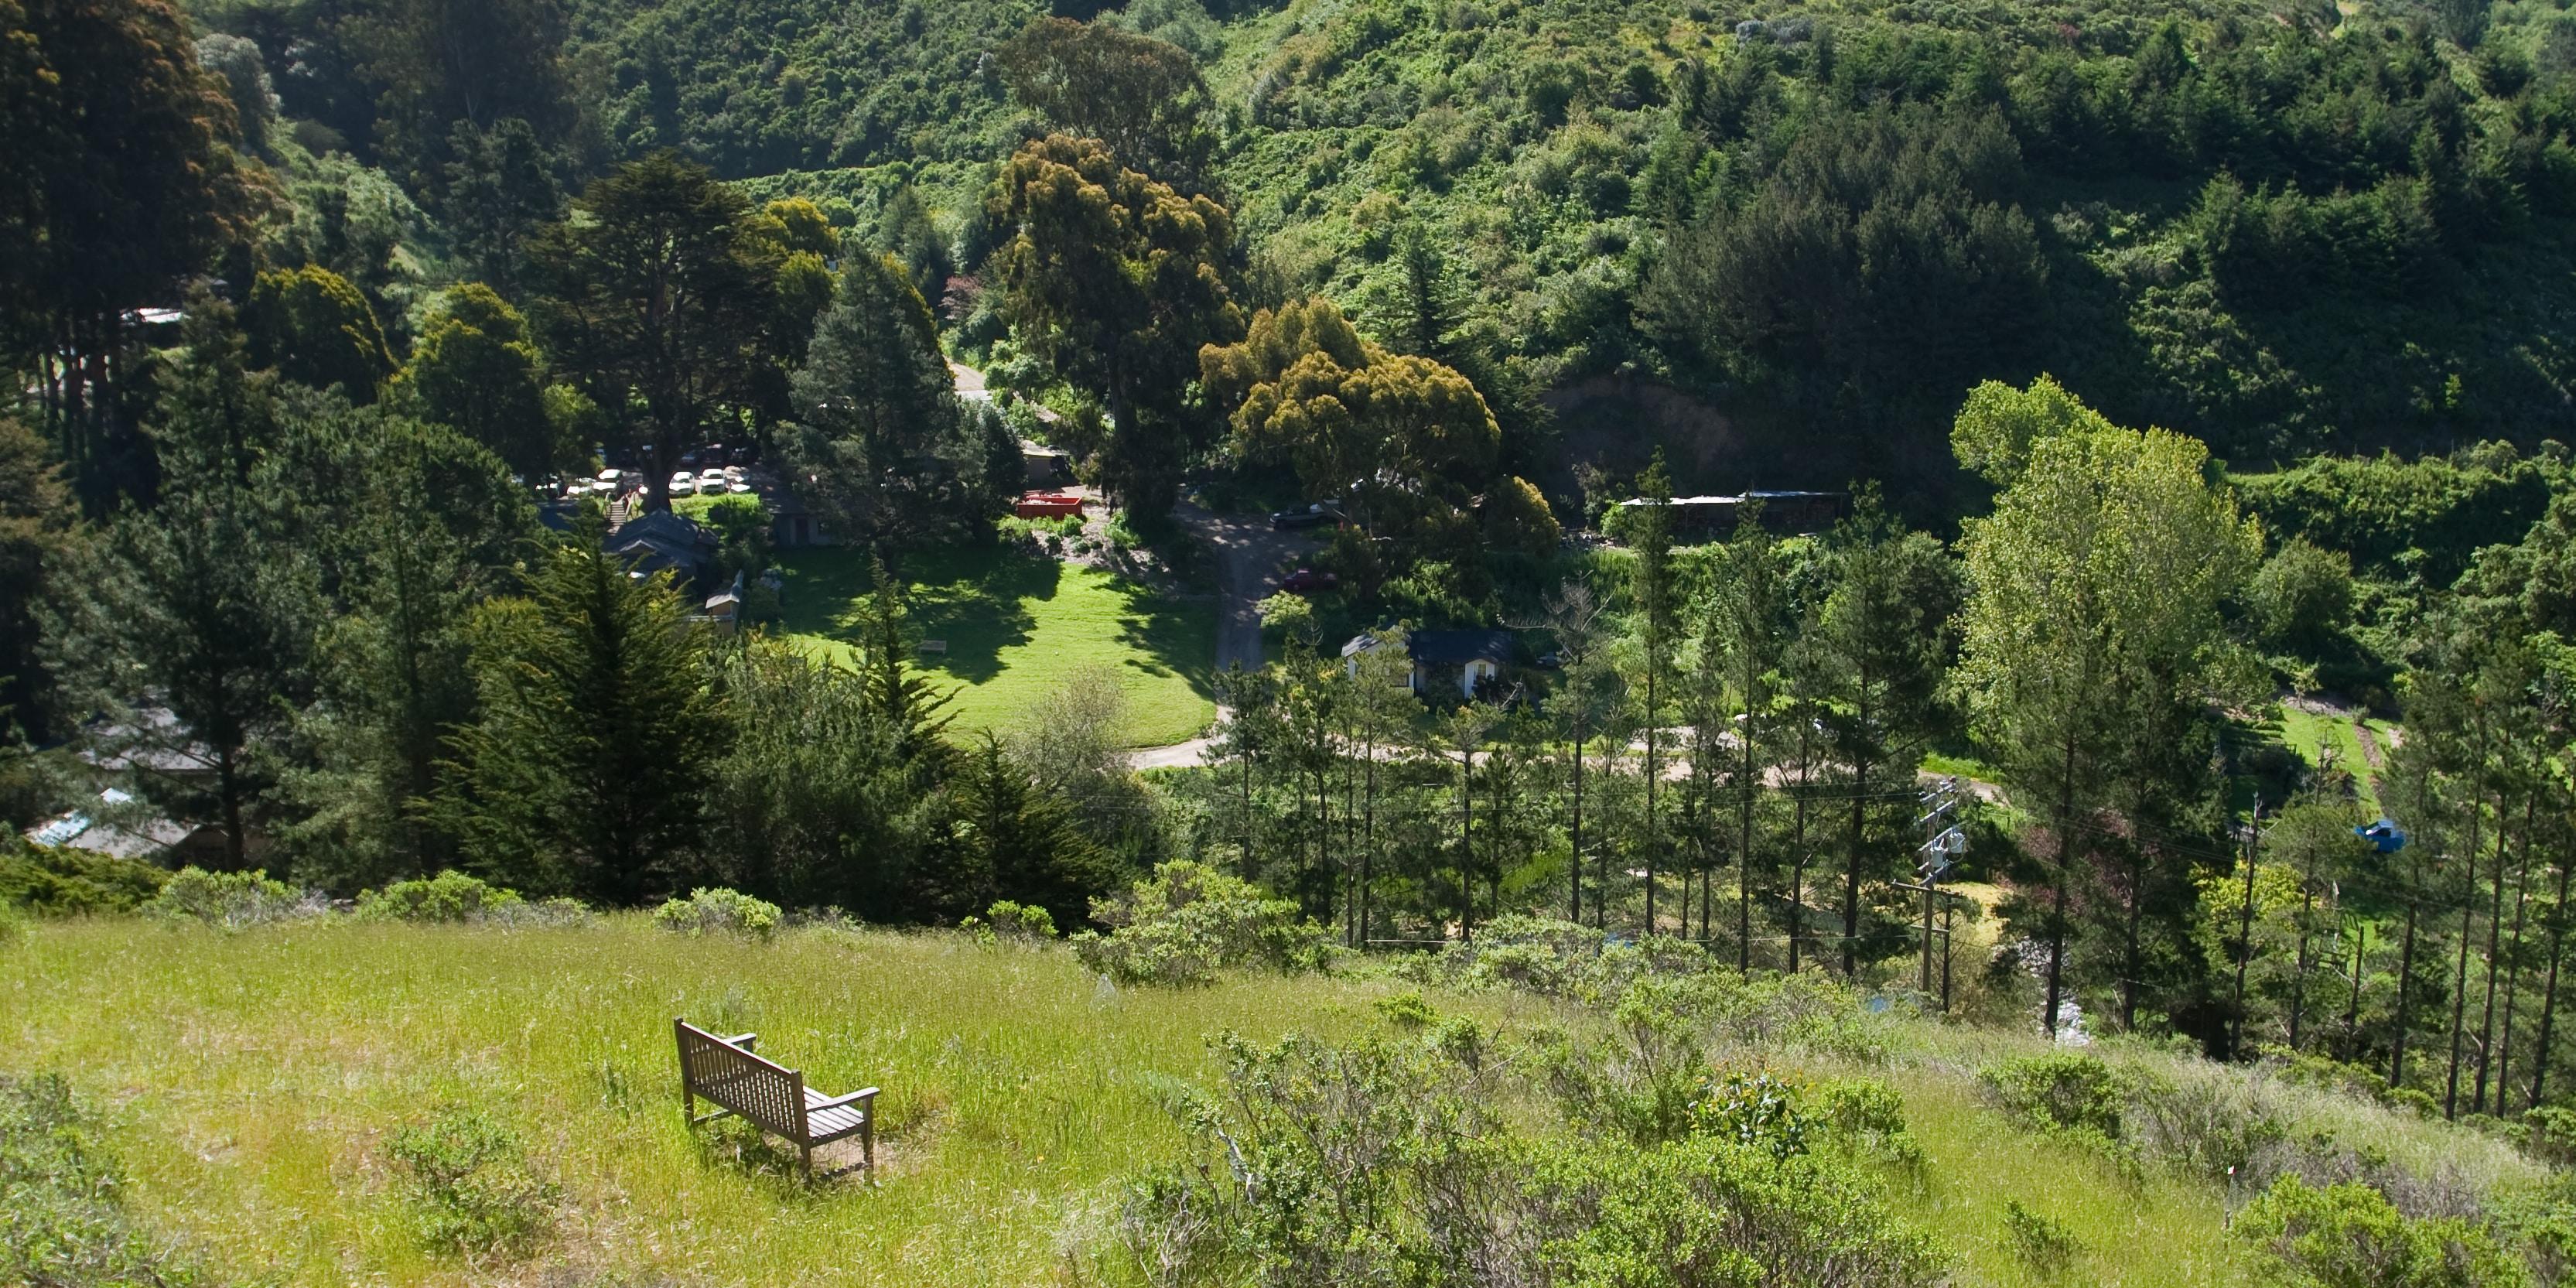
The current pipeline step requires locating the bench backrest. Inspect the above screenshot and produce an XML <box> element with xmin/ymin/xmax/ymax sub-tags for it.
<box><xmin>675</xmin><ymin>1019</ymin><xmax>805</xmax><ymax>1136</ymax></box>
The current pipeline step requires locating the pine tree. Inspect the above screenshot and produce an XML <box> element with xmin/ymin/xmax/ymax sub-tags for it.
<box><xmin>43</xmin><ymin>309</ymin><xmax>318</xmax><ymax>870</ymax></box>
<box><xmin>947</xmin><ymin>731</ymin><xmax>1109</xmax><ymax>932</ymax></box>
<box><xmin>436</xmin><ymin>516</ymin><xmax>720</xmax><ymax>904</ymax></box>
<box><xmin>786</xmin><ymin>255</ymin><xmax>997</xmax><ymax>542</ymax></box>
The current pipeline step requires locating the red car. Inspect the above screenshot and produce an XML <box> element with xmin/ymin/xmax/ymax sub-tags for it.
<box><xmin>1016</xmin><ymin>491</ymin><xmax>1085</xmax><ymax>518</ymax></box>
<box><xmin>1280</xmin><ymin>568</ymin><xmax>1339</xmax><ymax>593</ymax></box>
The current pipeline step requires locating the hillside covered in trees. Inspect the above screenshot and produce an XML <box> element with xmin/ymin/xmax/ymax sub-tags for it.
<box><xmin>173</xmin><ymin>0</ymin><xmax>2576</xmax><ymax>511</ymax></box>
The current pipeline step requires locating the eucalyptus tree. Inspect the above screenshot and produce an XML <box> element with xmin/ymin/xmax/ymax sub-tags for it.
<box><xmin>989</xmin><ymin>133</ymin><xmax>1242</xmax><ymax>518</ymax></box>
<box><xmin>1952</xmin><ymin>376</ymin><xmax>2260</xmax><ymax>1039</ymax></box>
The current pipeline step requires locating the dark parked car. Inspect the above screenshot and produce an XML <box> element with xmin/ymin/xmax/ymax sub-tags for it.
<box><xmin>1270</xmin><ymin>502</ymin><xmax>1340</xmax><ymax>530</ymax></box>
<box><xmin>1281</xmin><ymin>568</ymin><xmax>1339</xmax><ymax>593</ymax></box>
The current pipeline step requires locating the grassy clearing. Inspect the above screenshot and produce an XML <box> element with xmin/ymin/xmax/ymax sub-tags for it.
<box><xmin>4</xmin><ymin>919</ymin><xmax>2544</xmax><ymax>1285</ymax></box>
<box><xmin>0</xmin><ymin>920</ymin><xmax>1461</xmax><ymax>1286</ymax></box>
<box><xmin>772</xmin><ymin>545</ymin><xmax>1218</xmax><ymax>748</ymax></box>
<box><xmin>2272</xmin><ymin>704</ymin><xmax>2393</xmax><ymax>812</ymax></box>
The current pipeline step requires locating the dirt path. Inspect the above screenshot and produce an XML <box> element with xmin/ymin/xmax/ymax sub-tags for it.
<box><xmin>1127</xmin><ymin>501</ymin><xmax>1316</xmax><ymax>770</ymax></box>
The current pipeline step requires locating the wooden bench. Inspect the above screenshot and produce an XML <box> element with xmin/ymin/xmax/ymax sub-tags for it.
<box><xmin>674</xmin><ymin>1018</ymin><xmax>878</xmax><ymax>1180</ymax></box>
<box><xmin>917</xmin><ymin>639</ymin><xmax>947</xmax><ymax>656</ymax></box>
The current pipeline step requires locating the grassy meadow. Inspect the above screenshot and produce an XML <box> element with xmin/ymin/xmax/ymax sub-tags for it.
<box><xmin>771</xmin><ymin>545</ymin><xmax>1218</xmax><ymax>748</ymax></box>
<box><xmin>3</xmin><ymin>917</ymin><xmax>2549</xmax><ymax>1286</ymax></box>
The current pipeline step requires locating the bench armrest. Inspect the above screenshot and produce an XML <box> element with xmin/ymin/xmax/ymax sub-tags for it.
<box><xmin>719</xmin><ymin>1032</ymin><xmax>757</xmax><ymax>1051</ymax></box>
<box><xmin>812</xmin><ymin>1087</ymin><xmax>880</xmax><ymax>1111</ymax></box>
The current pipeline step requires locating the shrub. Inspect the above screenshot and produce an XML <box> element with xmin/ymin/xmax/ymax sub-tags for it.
<box><xmin>0</xmin><ymin>842</ymin><xmax>168</xmax><ymax>914</ymax></box>
<box><xmin>1814</xmin><ymin>1077</ymin><xmax>1925</xmax><ymax>1169</ymax></box>
<box><xmin>2003</xmin><ymin>1198</ymin><xmax>2082</xmax><ymax>1274</ymax></box>
<box><xmin>1070</xmin><ymin>862</ymin><xmax>1333</xmax><ymax>986</ymax></box>
<box><xmin>653</xmin><ymin>887</ymin><xmax>781</xmax><ymax>939</ymax></box>
<box><xmin>1980</xmin><ymin>1052</ymin><xmax>2129</xmax><ymax>1144</ymax></box>
<box><xmin>2236</xmin><ymin>1175</ymin><xmax>2532</xmax><ymax>1287</ymax></box>
<box><xmin>962</xmin><ymin>900</ymin><xmax>1058</xmax><ymax>945</ymax></box>
<box><xmin>355</xmin><ymin>870</ymin><xmax>526</xmax><ymax>923</ymax></box>
<box><xmin>0</xmin><ymin>900</ymin><xmax>22</xmax><ymax>949</ymax></box>
<box><xmin>1690</xmin><ymin>1068</ymin><xmax>1812</xmax><ymax>1161</ymax></box>
<box><xmin>387</xmin><ymin>1105</ymin><xmax>560</xmax><ymax>1256</ymax></box>
<box><xmin>142</xmin><ymin>866</ymin><xmax>309</xmax><ymax>928</ymax></box>
<box><xmin>0</xmin><ymin>1071</ymin><xmax>210</xmax><ymax>1283</ymax></box>
<box><xmin>1374</xmin><ymin>989</ymin><xmax>1438</xmax><ymax>1028</ymax></box>
<box><xmin>1546</xmin><ymin>978</ymin><xmax>1712</xmax><ymax>1146</ymax></box>
<box><xmin>1116</xmin><ymin>1027</ymin><xmax>1946</xmax><ymax>1288</ymax></box>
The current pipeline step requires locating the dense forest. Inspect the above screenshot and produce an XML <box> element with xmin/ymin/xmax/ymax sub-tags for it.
<box><xmin>149</xmin><ymin>0</ymin><xmax>2576</xmax><ymax>506</ymax></box>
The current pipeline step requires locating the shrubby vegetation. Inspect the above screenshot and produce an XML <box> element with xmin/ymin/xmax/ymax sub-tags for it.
<box><xmin>0</xmin><ymin>1073</ymin><xmax>213</xmax><ymax>1283</ymax></box>
<box><xmin>354</xmin><ymin>870</ymin><xmax>589</xmax><ymax>927</ymax></box>
<box><xmin>0</xmin><ymin>840</ymin><xmax>168</xmax><ymax>915</ymax></box>
<box><xmin>386</xmin><ymin>1104</ymin><xmax>561</xmax><ymax>1256</ymax></box>
<box><xmin>142</xmin><ymin>867</ymin><xmax>312</xmax><ymax>929</ymax></box>
<box><xmin>652</xmin><ymin>887</ymin><xmax>783</xmax><ymax>939</ymax></box>
<box><xmin>1072</xmin><ymin>861</ymin><xmax>1337</xmax><ymax>986</ymax></box>
<box><xmin>1111</xmin><ymin>1016</ymin><xmax>1946</xmax><ymax>1287</ymax></box>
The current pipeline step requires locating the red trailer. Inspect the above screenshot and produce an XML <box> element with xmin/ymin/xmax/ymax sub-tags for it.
<box><xmin>1016</xmin><ymin>491</ymin><xmax>1085</xmax><ymax>518</ymax></box>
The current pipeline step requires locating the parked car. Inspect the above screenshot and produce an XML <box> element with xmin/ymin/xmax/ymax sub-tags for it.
<box><xmin>1270</xmin><ymin>502</ymin><xmax>1340</xmax><ymax>530</ymax></box>
<box><xmin>671</xmin><ymin>477</ymin><xmax>697</xmax><ymax>497</ymax></box>
<box><xmin>1535</xmin><ymin>651</ymin><xmax>1564</xmax><ymax>668</ymax></box>
<box><xmin>1281</xmin><ymin>568</ymin><xmax>1339</xmax><ymax>593</ymax></box>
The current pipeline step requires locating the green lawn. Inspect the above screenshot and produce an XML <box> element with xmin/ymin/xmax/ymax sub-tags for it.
<box><xmin>772</xmin><ymin>545</ymin><xmax>1218</xmax><ymax>748</ymax></box>
<box><xmin>2274</xmin><ymin>704</ymin><xmax>2395</xmax><ymax>814</ymax></box>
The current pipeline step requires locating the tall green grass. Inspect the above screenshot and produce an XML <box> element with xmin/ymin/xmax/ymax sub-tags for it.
<box><xmin>0</xmin><ymin>918</ymin><xmax>2542</xmax><ymax>1285</ymax></box>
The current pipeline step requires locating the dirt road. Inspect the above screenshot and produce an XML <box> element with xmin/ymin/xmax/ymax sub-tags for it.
<box><xmin>1127</xmin><ymin>501</ymin><xmax>1316</xmax><ymax>770</ymax></box>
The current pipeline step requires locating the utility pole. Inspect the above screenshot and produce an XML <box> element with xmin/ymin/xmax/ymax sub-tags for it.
<box><xmin>2229</xmin><ymin>795</ymin><xmax>2264</xmax><ymax>1060</ymax></box>
<box><xmin>1907</xmin><ymin>778</ymin><xmax>1963</xmax><ymax>1005</ymax></box>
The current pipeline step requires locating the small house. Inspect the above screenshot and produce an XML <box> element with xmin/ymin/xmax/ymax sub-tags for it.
<box><xmin>22</xmin><ymin>787</ymin><xmax>228</xmax><ymax>866</ymax></box>
<box><xmin>1343</xmin><ymin>629</ymin><xmax>1519</xmax><ymax>701</ymax></box>
<box><xmin>1020</xmin><ymin>439</ymin><xmax>1073</xmax><ymax>485</ymax></box>
<box><xmin>606</xmin><ymin>510</ymin><xmax>717</xmax><ymax>589</ymax></box>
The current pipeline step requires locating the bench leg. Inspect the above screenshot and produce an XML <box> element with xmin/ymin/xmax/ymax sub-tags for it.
<box><xmin>801</xmin><ymin>1143</ymin><xmax>813</xmax><ymax>1180</ymax></box>
<box><xmin>863</xmin><ymin>1118</ymin><xmax>875</xmax><ymax>1178</ymax></box>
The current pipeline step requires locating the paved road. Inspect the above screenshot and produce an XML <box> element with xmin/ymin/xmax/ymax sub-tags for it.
<box><xmin>1127</xmin><ymin>501</ymin><xmax>1314</xmax><ymax>770</ymax></box>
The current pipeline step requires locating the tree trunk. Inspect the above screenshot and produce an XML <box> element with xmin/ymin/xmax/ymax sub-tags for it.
<box><xmin>2122</xmin><ymin>844</ymin><xmax>2145</xmax><ymax>1033</ymax></box>
<box><xmin>2392</xmin><ymin>893</ymin><xmax>2419</xmax><ymax>1091</ymax></box>
<box><xmin>1457</xmin><ymin>744</ymin><xmax>1474</xmax><ymax>941</ymax></box>
<box><xmin>1570</xmin><ymin>732</ymin><xmax>1584</xmax><ymax>924</ymax></box>
<box><xmin>2044</xmin><ymin>728</ymin><xmax>2079</xmax><ymax>1043</ymax></box>
<box><xmin>2475</xmin><ymin>789</ymin><xmax>2513</xmax><ymax>1114</ymax></box>
<box><xmin>2530</xmin><ymin>852</ymin><xmax>2572</xmax><ymax>1109</ymax></box>
<box><xmin>2497</xmin><ymin>797</ymin><xmax>2538</xmax><ymax>1109</ymax></box>
<box><xmin>1843</xmin><ymin>752</ymin><xmax>1868</xmax><ymax>979</ymax></box>
<box><xmin>1738</xmin><ymin>686</ymin><xmax>1758</xmax><ymax>973</ymax></box>
<box><xmin>2447</xmin><ymin>791</ymin><xmax>2485</xmax><ymax>1119</ymax></box>
<box><xmin>2290</xmin><ymin>852</ymin><xmax>2318</xmax><ymax>1054</ymax></box>
<box><xmin>1645</xmin><ymin>662</ymin><xmax>1659</xmax><ymax>938</ymax></box>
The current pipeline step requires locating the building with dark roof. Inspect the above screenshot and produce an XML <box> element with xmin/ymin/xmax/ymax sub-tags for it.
<box><xmin>1343</xmin><ymin>629</ymin><xmax>1519</xmax><ymax>701</ymax></box>
<box><xmin>605</xmin><ymin>511</ymin><xmax>717</xmax><ymax>589</ymax></box>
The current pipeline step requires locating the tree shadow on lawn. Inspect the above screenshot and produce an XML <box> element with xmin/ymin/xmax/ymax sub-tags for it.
<box><xmin>1117</xmin><ymin>589</ymin><xmax>1216</xmax><ymax>700</ymax></box>
<box><xmin>774</xmin><ymin>545</ymin><xmax>1212</xmax><ymax>708</ymax></box>
<box><xmin>892</xmin><ymin>546</ymin><xmax>1060</xmax><ymax>686</ymax></box>
<box><xmin>774</xmin><ymin>546</ymin><xmax>1047</xmax><ymax>685</ymax></box>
